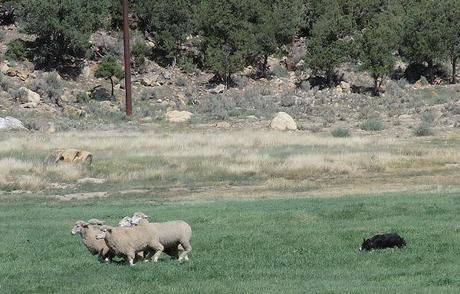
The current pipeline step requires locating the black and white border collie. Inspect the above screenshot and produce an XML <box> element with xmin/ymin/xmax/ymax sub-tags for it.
<box><xmin>360</xmin><ymin>233</ymin><xmax>406</xmax><ymax>251</ymax></box>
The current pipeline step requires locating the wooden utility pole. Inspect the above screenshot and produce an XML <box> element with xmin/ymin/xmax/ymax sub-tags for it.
<box><xmin>122</xmin><ymin>0</ymin><xmax>132</xmax><ymax>116</ymax></box>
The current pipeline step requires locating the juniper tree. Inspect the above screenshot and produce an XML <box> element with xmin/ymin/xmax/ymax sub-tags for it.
<box><xmin>95</xmin><ymin>56</ymin><xmax>123</xmax><ymax>98</ymax></box>
<box><xmin>17</xmin><ymin>0</ymin><xmax>109</xmax><ymax>68</ymax></box>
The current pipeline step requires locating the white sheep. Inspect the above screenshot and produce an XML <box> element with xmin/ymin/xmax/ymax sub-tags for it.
<box><xmin>95</xmin><ymin>225</ymin><xmax>164</xmax><ymax>266</ymax></box>
<box><xmin>71</xmin><ymin>220</ymin><xmax>113</xmax><ymax>262</ymax></box>
<box><xmin>130</xmin><ymin>212</ymin><xmax>192</xmax><ymax>262</ymax></box>
<box><xmin>118</xmin><ymin>216</ymin><xmax>132</xmax><ymax>227</ymax></box>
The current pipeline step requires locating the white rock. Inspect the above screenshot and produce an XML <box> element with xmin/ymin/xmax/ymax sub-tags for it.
<box><xmin>166</xmin><ymin>110</ymin><xmax>193</xmax><ymax>123</ymax></box>
<box><xmin>340</xmin><ymin>81</ymin><xmax>351</xmax><ymax>93</ymax></box>
<box><xmin>270</xmin><ymin>112</ymin><xmax>297</xmax><ymax>131</ymax></box>
<box><xmin>0</xmin><ymin>116</ymin><xmax>27</xmax><ymax>130</ymax></box>
<box><xmin>208</xmin><ymin>84</ymin><xmax>226</xmax><ymax>94</ymax></box>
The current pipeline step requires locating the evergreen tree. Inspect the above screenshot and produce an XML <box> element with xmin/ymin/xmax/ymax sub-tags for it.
<box><xmin>195</xmin><ymin>0</ymin><xmax>252</xmax><ymax>85</ymax></box>
<box><xmin>358</xmin><ymin>18</ymin><xmax>398</xmax><ymax>95</ymax></box>
<box><xmin>251</xmin><ymin>0</ymin><xmax>303</xmax><ymax>77</ymax></box>
<box><xmin>17</xmin><ymin>0</ymin><xmax>109</xmax><ymax>68</ymax></box>
<box><xmin>95</xmin><ymin>56</ymin><xmax>124</xmax><ymax>98</ymax></box>
<box><xmin>135</xmin><ymin>0</ymin><xmax>193</xmax><ymax>66</ymax></box>
<box><xmin>432</xmin><ymin>0</ymin><xmax>460</xmax><ymax>84</ymax></box>
<box><xmin>399</xmin><ymin>2</ymin><xmax>445</xmax><ymax>83</ymax></box>
<box><xmin>304</xmin><ymin>2</ymin><xmax>354</xmax><ymax>87</ymax></box>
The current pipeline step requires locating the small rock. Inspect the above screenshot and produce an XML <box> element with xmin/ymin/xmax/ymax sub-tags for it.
<box><xmin>162</xmin><ymin>71</ymin><xmax>172</xmax><ymax>80</ymax></box>
<box><xmin>47</xmin><ymin>122</ymin><xmax>56</xmax><ymax>134</ymax></box>
<box><xmin>21</xmin><ymin>102</ymin><xmax>38</xmax><ymax>109</ymax></box>
<box><xmin>77</xmin><ymin>178</ymin><xmax>106</xmax><ymax>184</ymax></box>
<box><xmin>270</xmin><ymin>112</ymin><xmax>297</xmax><ymax>131</ymax></box>
<box><xmin>60</xmin><ymin>89</ymin><xmax>74</xmax><ymax>103</ymax></box>
<box><xmin>0</xmin><ymin>62</ymin><xmax>9</xmax><ymax>73</ymax></box>
<box><xmin>340</xmin><ymin>81</ymin><xmax>351</xmax><ymax>93</ymax></box>
<box><xmin>216</xmin><ymin>121</ymin><xmax>231</xmax><ymax>129</ymax></box>
<box><xmin>140</xmin><ymin>116</ymin><xmax>153</xmax><ymax>123</ymax></box>
<box><xmin>208</xmin><ymin>84</ymin><xmax>226</xmax><ymax>94</ymax></box>
<box><xmin>166</xmin><ymin>110</ymin><xmax>192</xmax><ymax>123</ymax></box>
<box><xmin>64</xmin><ymin>105</ymin><xmax>85</xmax><ymax>117</ymax></box>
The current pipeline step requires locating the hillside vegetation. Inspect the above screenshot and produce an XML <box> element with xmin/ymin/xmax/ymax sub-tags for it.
<box><xmin>3</xmin><ymin>0</ymin><xmax>459</xmax><ymax>87</ymax></box>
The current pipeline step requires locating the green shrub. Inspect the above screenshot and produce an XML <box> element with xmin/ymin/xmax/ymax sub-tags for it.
<box><xmin>178</xmin><ymin>57</ymin><xmax>198</xmax><ymax>75</ymax></box>
<box><xmin>331</xmin><ymin>127</ymin><xmax>351</xmax><ymax>138</ymax></box>
<box><xmin>198</xmin><ymin>95</ymin><xmax>237</xmax><ymax>120</ymax></box>
<box><xmin>300</xmin><ymin>81</ymin><xmax>311</xmax><ymax>91</ymax></box>
<box><xmin>76</xmin><ymin>92</ymin><xmax>90</xmax><ymax>103</ymax></box>
<box><xmin>5</xmin><ymin>40</ymin><xmax>27</xmax><ymax>61</ymax></box>
<box><xmin>132</xmin><ymin>41</ymin><xmax>148</xmax><ymax>71</ymax></box>
<box><xmin>413</xmin><ymin>123</ymin><xmax>434</xmax><ymax>136</ymax></box>
<box><xmin>360</xmin><ymin>118</ymin><xmax>384</xmax><ymax>131</ymax></box>
<box><xmin>175</xmin><ymin>76</ymin><xmax>188</xmax><ymax>87</ymax></box>
<box><xmin>420</xmin><ymin>112</ymin><xmax>436</xmax><ymax>125</ymax></box>
<box><xmin>27</xmin><ymin>72</ymin><xmax>64</xmax><ymax>104</ymax></box>
<box><xmin>271</xmin><ymin>65</ymin><xmax>289</xmax><ymax>78</ymax></box>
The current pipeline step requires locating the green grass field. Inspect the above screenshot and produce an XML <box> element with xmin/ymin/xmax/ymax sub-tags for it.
<box><xmin>1</xmin><ymin>192</ymin><xmax>460</xmax><ymax>293</ymax></box>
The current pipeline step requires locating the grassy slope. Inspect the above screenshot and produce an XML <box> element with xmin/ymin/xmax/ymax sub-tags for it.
<box><xmin>1</xmin><ymin>193</ymin><xmax>459</xmax><ymax>293</ymax></box>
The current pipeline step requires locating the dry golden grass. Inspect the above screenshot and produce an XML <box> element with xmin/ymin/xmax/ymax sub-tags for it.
<box><xmin>0</xmin><ymin>129</ymin><xmax>459</xmax><ymax>197</ymax></box>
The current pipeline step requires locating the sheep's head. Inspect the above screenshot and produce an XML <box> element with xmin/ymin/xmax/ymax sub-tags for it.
<box><xmin>118</xmin><ymin>216</ymin><xmax>133</xmax><ymax>227</ymax></box>
<box><xmin>87</xmin><ymin>219</ymin><xmax>105</xmax><ymax>226</ymax></box>
<box><xmin>95</xmin><ymin>225</ymin><xmax>113</xmax><ymax>240</ymax></box>
<box><xmin>71</xmin><ymin>221</ymin><xmax>89</xmax><ymax>235</ymax></box>
<box><xmin>131</xmin><ymin>212</ymin><xmax>149</xmax><ymax>225</ymax></box>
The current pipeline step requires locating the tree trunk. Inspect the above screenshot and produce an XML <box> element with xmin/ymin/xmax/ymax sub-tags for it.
<box><xmin>452</xmin><ymin>57</ymin><xmax>457</xmax><ymax>84</ymax></box>
<box><xmin>427</xmin><ymin>60</ymin><xmax>434</xmax><ymax>84</ymax></box>
<box><xmin>326</xmin><ymin>69</ymin><xmax>335</xmax><ymax>88</ymax></box>
<box><xmin>262</xmin><ymin>54</ymin><xmax>268</xmax><ymax>77</ymax></box>
<box><xmin>373</xmin><ymin>75</ymin><xmax>380</xmax><ymax>96</ymax></box>
<box><xmin>110</xmin><ymin>76</ymin><xmax>114</xmax><ymax>98</ymax></box>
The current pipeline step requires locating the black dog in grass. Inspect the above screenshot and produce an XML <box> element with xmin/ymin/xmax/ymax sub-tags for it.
<box><xmin>360</xmin><ymin>233</ymin><xmax>406</xmax><ymax>251</ymax></box>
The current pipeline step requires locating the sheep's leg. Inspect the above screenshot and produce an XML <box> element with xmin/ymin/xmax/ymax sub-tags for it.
<box><xmin>126</xmin><ymin>252</ymin><xmax>136</xmax><ymax>266</ymax></box>
<box><xmin>178</xmin><ymin>241</ymin><xmax>191</xmax><ymax>262</ymax></box>
<box><xmin>143</xmin><ymin>249</ymin><xmax>154</xmax><ymax>262</ymax></box>
<box><xmin>149</xmin><ymin>241</ymin><xmax>164</xmax><ymax>262</ymax></box>
<box><xmin>134</xmin><ymin>251</ymin><xmax>144</xmax><ymax>263</ymax></box>
<box><xmin>164</xmin><ymin>246</ymin><xmax>179</xmax><ymax>259</ymax></box>
<box><xmin>100</xmin><ymin>248</ymin><xmax>111</xmax><ymax>263</ymax></box>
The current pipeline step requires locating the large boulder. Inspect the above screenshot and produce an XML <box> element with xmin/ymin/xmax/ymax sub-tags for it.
<box><xmin>0</xmin><ymin>116</ymin><xmax>27</xmax><ymax>130</ymax></box>
<box><xmin>18</xmin><ymin>87</ymin><xmax>41</xmax><ymax>104</ymax></box>
<box><xmin>6</xmin><ymin>68</ymin><xmax>29</xmax><ymax>81</ymax></box>
<box><xmin>140</xmin><ymin>74</ymin><xmax>159</xmax><ymax>87</ymax></box>
<box><xmin>166</xmin><ymin>110</ymin><xmax>192</xmax><ymax>123</ymax></box>
<box><xmin>270</xmin><ymin>112</ymin><xmax>297</xmax><ymax>131</ymax></box>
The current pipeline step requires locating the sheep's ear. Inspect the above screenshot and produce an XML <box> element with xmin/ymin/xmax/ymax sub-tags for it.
<box><xmin>82</xmin><ymin>223</ymin><xmax>89</xmax><ymax>228</ymax></box>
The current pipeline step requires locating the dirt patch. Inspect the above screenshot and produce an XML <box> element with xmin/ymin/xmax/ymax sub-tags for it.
<box><xmin>53</xmin><ymin>191</ymin><xmax>108</xmax><ymax>201</ymax></box>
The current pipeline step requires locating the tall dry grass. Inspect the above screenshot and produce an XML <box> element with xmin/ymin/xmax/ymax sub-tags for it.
<box><xmin>0</xmin><ymin>129</ymin><xmax>459</xmax><ymax>193</ymax></box>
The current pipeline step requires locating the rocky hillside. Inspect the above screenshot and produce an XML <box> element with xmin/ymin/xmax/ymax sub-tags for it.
<box><xmin>1</xmin><ymin>24</ymin><xmax>460</xmax><ymax>137</ymax></box>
